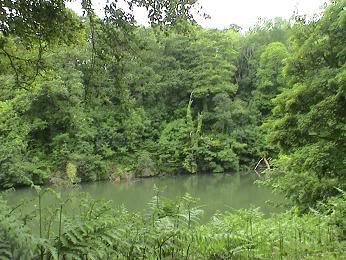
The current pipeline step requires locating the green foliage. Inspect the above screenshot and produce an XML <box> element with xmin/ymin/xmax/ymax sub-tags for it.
<box><xmin>263</xmin><ymin>0</ymin><xmax>346</xmax><ymax>210</ymax></box>
<box><xmin>254</xmin><ymin>42</ymin><xmax>288</xmax><ymax>117</ymax></box>
<box><xmin>66</xmin><ymin>162</ymin><xmax>78</xmax><ymax>184</ymax></box>
<box><xmin>197</xmin><ymin>134</ymin><xmax>240</xmax><ymax>174</ymax></box>
<box><xmin>0</xmin><ymin>196</ymin><xmax>35</xmax><ymax>259</ymax></box>
<box><xmin>158</xmin><ymin>118</ymin><xmax>195</xmax><ymax>174</ymax></box>
<box><xmin>135</xmin><ymin>150</ymin><xmax>158</xmax><ymax>177</ymax></box>
<box><xmin>0</xmin><ymin>0</ymin><xmax>345</xmax><ymax>238</ymax></box>
<box><xmin>0</xmin><ymin>0</ymin><xmax>296</xmax><ymax>187</ymax></box>
<box><xmin>0</xmin><ymin>190</ymin><xmax>345</xmax><ymax>259</ymax></box>
<box><xmin>0</xmin><ymin>0</ymin><xmax>345</xmax><ymax>258</ymax></box>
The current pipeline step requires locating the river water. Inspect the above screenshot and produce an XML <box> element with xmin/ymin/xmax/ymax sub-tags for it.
<box><xmin>4</xmin><ymin>174</ymin><xmax>283</xmax><ymax>221</ymax></box>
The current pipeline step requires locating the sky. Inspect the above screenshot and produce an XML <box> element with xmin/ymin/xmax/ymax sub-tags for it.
<box><xmin>66</xmin><ymin>0</ymin><xmax>328</xmax><ymax>30</ymax></box>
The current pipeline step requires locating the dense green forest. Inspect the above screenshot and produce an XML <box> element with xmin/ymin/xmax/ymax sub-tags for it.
<box><xmin>0</xmin><ymin>0</ymin><xmax>345</xmax><ymax>258</ymax></box>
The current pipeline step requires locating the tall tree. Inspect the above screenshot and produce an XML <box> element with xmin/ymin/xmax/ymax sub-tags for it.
<box><xmin>264</xmin><ymin>0</ymin><xmax>346</xmax><ymax>210</ymax></box>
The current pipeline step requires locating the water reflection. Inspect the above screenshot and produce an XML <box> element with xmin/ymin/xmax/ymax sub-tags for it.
<box><xmin>5</xmin><ymin>174</ymin><xmax>283</xmax><ymax>221</ymax></box>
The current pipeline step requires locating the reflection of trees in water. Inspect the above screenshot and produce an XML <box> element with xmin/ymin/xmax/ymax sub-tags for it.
<box><xmin>181</xmin><ymin>174</ymin><xmax>243</xmax><ymax>195</ymax></box>
<box><xmin>8</xmin><ymin>175</ymin><xmax>283</xmax><ymax>221</ymax></box>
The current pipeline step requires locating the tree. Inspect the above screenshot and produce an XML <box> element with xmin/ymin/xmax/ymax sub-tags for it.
<box><xmin>264</xmin><ymin>0</ymin><xmax>346</xmax><ymax>210</ymax></box>
<box><xmin>0</xmin><ymin>0</ymin><xmax>82</xmax><ymax>86</ymax></box>
<box><xmin>255</xmin><ymin>41</ymin><xmax>288</xmax><ymax>117</ymax></box>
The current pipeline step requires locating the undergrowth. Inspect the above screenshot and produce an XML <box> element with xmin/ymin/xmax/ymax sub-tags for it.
<box><xmin>0</xmin><ymin>186</ymin><xmax>345</xmax><ymax>259</ymax></box>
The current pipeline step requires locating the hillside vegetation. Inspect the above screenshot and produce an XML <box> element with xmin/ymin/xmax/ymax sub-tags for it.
<box><xmin>0</xmin><ymin>0</ymin><xmax>345</xmax><ymax>258</ymax></box>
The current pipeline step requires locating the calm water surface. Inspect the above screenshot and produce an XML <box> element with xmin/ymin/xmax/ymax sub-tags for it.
<box><xmin>5</xmin><ymin>174</ymin><xmax>283</xmax><ymax>221</ymax></box>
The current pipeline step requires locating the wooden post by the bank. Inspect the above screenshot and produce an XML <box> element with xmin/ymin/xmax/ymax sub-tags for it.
<box><xmin>254</xmin><ymin>157</ymin><xmax>270</xmax><ymax>177</ymax></box>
